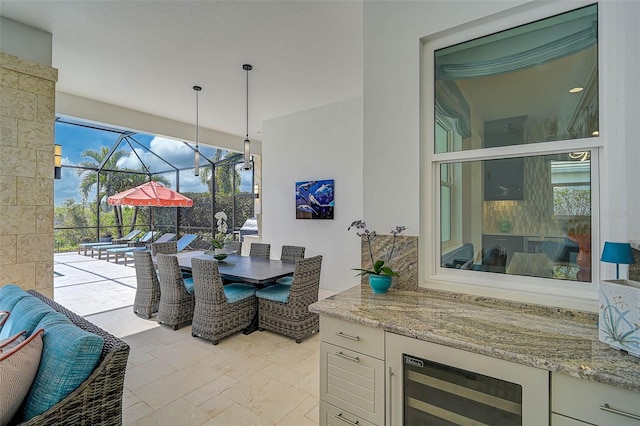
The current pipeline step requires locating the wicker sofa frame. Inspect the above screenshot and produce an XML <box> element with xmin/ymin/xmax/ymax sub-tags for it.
<box><xmin>17</xmin><ymin>290</ymin><xmax>130</xmax><ymax>426</ymax></box>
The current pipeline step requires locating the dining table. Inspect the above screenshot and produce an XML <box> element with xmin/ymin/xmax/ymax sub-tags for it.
<box><xmin>167</xmin><ymin>251</ymin><xmax>296</xmax><ymax>285</ymax></box>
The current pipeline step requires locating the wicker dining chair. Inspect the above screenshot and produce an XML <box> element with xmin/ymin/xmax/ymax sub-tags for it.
<box><xmin>151</xmin><ymin>241</ymin><xmax>178</xmax><ymax>256</ymax></box>
<box><xmin>190</xmin><ymin>258</ymin><xmax>257</xmax><ymax>345</ymax></box>
<box><xmin>276</xmin><ymin>245</ymin><xmax>306</xmax><ymax>285</ymax></box>
<box><xmin>132</xmin><ymin>251</ymin><xmax>161</xmax><ymax>318</ymax></box>
<box><xmin>281</xmin><ymin>245</ymin><xmax>305</xmax><ymax>261</ymax></box>
<box><xmin>156</xmin><ymin>254</ymin><xmax>195</xmax><ymax>330</ymax></box>
<box><xmin>224</xmin><ymin>240</ymin><xmax>242</xmax><ymax>255</ymax></box>
<box><xmin>256</xmin><ymin>255</ymin><xmax>322</xmax><ymax>343</ymax></box>
<box><xmin>249</xmin><ymin>242</ymin><xmax>271</xmax><ymax>258</ymax></box>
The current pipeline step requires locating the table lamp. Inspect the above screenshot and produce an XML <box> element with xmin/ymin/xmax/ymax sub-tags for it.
<box><xmin>600</xmin><ymin>242</ymin><xmax>635</xmax><ymax>279</ymax></box>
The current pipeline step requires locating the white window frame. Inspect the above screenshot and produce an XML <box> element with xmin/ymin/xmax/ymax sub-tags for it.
<box><xmin>421</xmin><ymin>0</ymin><xmax>606</xmax><ymax>311</ymax></box>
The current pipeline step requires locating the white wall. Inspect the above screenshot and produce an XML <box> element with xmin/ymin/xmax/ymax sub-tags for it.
<box><xmin>363</xmin><ymin>1</ymin><xmax>640</xmax><ymax>297</ymax></box>
<box><xmin>262</xmin><ymin>97</ymin><xmax>363</xmax><ymax>292</ymax></box>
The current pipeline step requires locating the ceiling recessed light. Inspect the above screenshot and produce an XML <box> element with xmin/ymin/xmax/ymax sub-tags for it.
<box><xmin>569</xmin><ymin>87</ymin><xmax>584</xmax><ymax>93</ymax></box>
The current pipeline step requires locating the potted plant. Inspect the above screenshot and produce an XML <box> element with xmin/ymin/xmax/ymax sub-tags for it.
<box><xmin>211</xmin><ymin>212</ymin><xmax>232</xmax><ymax>260</ymax></box>
<box><xmin>100</xmin><ymin>232</ymin><xmax>112</xmax><ymax>243</ymax></box>
<box><xmin>348</xmin><ymin>220</ymin><xmax>406</xmax><ymax>293</ymax></box>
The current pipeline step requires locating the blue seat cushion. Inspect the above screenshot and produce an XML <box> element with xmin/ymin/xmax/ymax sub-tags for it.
<box><xmin>0</xmin><ymin>296</ymin><xmax>55</xmax><ymax>340</ymax></box>
<box><xmin>275</xmin><ymin>276</ymin><xmax>293</xmax><ymax>286</ymax></box>
<box><xmin>224</xmin><ymin>284</ymin><xmax>256</xmax><ymax>304</ymax></box>
<box><xmin>183</xmin><ymin>277</ymin><xmax>195</xmax><ymax>294</ymax></box>
<box><xmin>20</xmin><ymin>312</ymin><xmax>104</xmax><ymax>421</ymax></box>
<box><xmin>255</xmin><ymin>284</ymin><xmax>291</xmax><ymax>303</ymax></box>
<box><xmin>0</xmin><ymin>284</ymin><xmax>31</xmax><ymax>312</ymax></box>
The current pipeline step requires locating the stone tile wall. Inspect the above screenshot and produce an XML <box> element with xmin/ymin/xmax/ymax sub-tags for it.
<box><xmin>0</xmin><ymin>52</ymin><xmax>57</xmax><ymax>297</ymax></box>
<box><xmin>361</xmin><ymin>234</ymin><xmax>418</xmax><ymax>291</ymax></box>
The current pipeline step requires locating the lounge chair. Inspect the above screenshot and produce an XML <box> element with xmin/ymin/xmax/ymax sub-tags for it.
<box><xmin>106</xmin><ymin>233</ymin><xmax>176</xmax><ymax>263</ymax></box>
<box><xmin>77</xmin><ymin>230</ymin><xmax>141</xmax><ymax>255</ymax></box>
<box><xmin>123</xmin><ymin>234</ymin><xmax>198</xmax><ymax>266</ymax></box>
<box><xmin>91</xmin><ymin>231</ymin><xmax>156</xmax><ymax>259</ymax></box>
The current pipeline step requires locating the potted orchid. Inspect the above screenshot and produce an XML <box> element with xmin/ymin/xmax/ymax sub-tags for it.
<box><xmin>211</xmin><ymin>212</ymin><xmax>232</xmax><ymax>259</ymax></box>
<box><xmin>348</xmin><ymin>219</ymin><xmax>406</xmax><ymax>293</ymax></box>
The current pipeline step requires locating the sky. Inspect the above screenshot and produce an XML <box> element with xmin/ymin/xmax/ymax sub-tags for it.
<box><xmin>54</xmin><ymin>120</ymin><xmax>251</xmax><ymax>206</ymax></box>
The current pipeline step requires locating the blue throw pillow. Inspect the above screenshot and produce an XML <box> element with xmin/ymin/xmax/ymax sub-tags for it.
<box><xmin>0</xmin><ymin>285</ymin><xmax>30</xmax><ymax>312</ymax></box>
<box><xmin>0</xmin><ymin>296</ymin><xmax>55</xmax><ymax>340</ymax></box>
<box><xmin>19</xmin><ymin>313</ymin><xmax>104</xmax><ymax>421</ymax></box>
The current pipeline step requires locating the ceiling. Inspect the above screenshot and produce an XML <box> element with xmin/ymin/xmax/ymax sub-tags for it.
<box><xmin>0</xmin><ymin>1</ymin><xmax>363</xmax><ymax>141</ymax></box>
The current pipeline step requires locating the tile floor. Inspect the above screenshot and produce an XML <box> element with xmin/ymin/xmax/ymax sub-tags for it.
<box><xmin>53</xmin><ymin>252</ymin><xmax>336</xmax><ymax>426</ymax></box>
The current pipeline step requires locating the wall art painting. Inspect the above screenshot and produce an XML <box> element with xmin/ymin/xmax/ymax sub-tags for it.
<box><xmin>296</xmin><ymin>179</ymin><xmax>334</xmax><ymax>219</ymax></box>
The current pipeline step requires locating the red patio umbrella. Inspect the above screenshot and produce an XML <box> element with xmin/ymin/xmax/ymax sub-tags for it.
<box><xmin>107</xmin><ymin>181</ymin><xmax>193</xmax><ymax>232</ymax></box>
<box><xmin>107</xmin><ymin>181</ymin><xmax>193</xmax><ymax>207</ymax></box>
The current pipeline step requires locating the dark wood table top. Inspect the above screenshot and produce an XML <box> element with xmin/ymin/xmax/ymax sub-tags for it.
<box><xmin>170</xmin><ymin>251</ymin><xmax>296</xmax><ymax>285</ymax></box>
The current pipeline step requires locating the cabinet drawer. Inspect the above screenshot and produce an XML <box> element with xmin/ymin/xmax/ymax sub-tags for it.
<box><xmin>320</xmin><ymin>401</ymin><xmax>377</xmax><ymax>426</ymax></box>
<box><xmin>552</xmin><ymin>373</ymin><xmax>640</xmax><ymax>425</ymax></box>
<box><xmin>320</xmin><ymin>316</ymin><xmax>384</xmax><ymax>359</ymax></box>
<box><xmin>320</xmin><ymin>342</ymin><xmax>385</xmax><ymax>425</ymax></box>
<box><xmin>551</xmin><ymin>413</ymin><xmax>590</xmax><ymax>426</ymax></box>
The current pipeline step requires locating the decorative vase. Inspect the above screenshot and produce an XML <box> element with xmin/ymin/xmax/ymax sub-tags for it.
<box><xmin>368</xmin><ymin>275</ymin><xmax>392</xmax><ymax>294</ymax></box>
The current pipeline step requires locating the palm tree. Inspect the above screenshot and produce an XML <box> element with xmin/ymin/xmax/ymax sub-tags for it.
<box><xmin>76</xmin><ymin>147</ymin><xmax>169</xmax><ymax>238</ymax></box>
<box><xmin>198</xmin><ymin>149</ymin><xmax>240</xmax><ymax>194</ymax></box>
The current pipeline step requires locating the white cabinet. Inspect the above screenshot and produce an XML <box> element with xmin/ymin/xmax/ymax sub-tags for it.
<box><xmin>551</xmin><ymin>373</ymin><xmax>640</xmax><ymax>425</ymax></box>
<box><xmin>319</xmin><ymin>316</ymin><xmax>385</xmax><ymax>426</ymax></box>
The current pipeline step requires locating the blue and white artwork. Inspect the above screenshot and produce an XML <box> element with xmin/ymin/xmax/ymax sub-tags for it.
<box><xmin>296</xmin><ymin>179</ymin><xmax>334</xmax><ymax>219</ymax></box>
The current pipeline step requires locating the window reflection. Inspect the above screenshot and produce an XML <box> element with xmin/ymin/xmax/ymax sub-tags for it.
<box><xmin>435</xmin><ymin>4</ymin><xmax>598</xmax><ymax>153</ymax></box>
<box><xmin>440</xmin><ymin>153</ymin><xmax>591</xmax><ymax>282</ymax></box>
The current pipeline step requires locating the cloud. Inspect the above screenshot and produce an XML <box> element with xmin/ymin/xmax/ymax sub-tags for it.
<box><xmin>117</xmin><ymin>136</ymin><xmax>195</xmax><ymax>173</ymax></box>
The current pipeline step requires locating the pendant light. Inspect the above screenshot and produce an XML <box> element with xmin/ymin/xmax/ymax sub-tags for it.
<box><xmin>243</xmin><ymin>64</ymin><xmax>253</xmax><ymax>170</ymax></box>
<box><xmin>193</xmin><ymin>85</ymin><xmax>202</xmax><ymax>176</ymax></box>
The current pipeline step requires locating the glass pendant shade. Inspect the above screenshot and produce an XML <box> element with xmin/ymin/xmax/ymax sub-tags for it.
<box><xmin>193</xmin><ymin>85</ymin><xmax>202</xmax><ymax>177</ymax></box>
<box><xmin>244</xmin><ymin>138</ymin><xmax>251</xmax><ymax>170</ymax></box>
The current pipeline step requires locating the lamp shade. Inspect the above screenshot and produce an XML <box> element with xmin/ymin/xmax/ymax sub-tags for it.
<box><xmin>601</xmin><ymin>242</ymin><xmax>635</xmax><ymax>265</ymax></box>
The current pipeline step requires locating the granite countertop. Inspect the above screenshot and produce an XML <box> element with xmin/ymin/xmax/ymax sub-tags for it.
<box><xmin>310</xmin><ymin>285</ymin><xmax>640</xmax><ymax>392</ymax></box>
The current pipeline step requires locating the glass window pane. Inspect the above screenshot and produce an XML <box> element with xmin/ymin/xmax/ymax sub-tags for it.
<box><xmin>435</xmin><ymin>4</ymin><xmax>598</xmax><ymax>152</ymax></box>
<box><xmin>440</xmin><ymin>152</ymin><xmax>591</xmax><ymax>282</ymax></box>
<box><xmin>441</xmin><ymin>185</ymin><xmax>451</xmax><ymax>243</ymax></box>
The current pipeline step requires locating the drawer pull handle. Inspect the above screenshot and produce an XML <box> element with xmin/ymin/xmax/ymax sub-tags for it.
<box><xmin>334</xmin><ymin>412</ymin><xmax>359</xmax><ymax>425</ymax></box>
<box><xmin>335</xmin><ymin>331</ymin><xmax>360</xmax><ymax>341</ymax></box>
<box><xmin>336</xmin><ymin>351</ymin><xmax>360</xmax><ymax>363</ymax></box>
<box><xmin>600</xmin><ymin>403</ymin><xmax>640</xmax><ymax>421</ymax></box>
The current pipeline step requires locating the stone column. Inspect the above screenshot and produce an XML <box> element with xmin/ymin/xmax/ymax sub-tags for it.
<box><xmin>0</xmin><ymin>52</ymin><xmax>58</xmax><ymax>297</ymax></box>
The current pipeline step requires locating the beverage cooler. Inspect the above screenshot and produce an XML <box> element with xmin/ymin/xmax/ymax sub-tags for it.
<box><xmin>386</xmin><ymin>333</ymin><xmax>549</xmax><ymax>425</ymax></box>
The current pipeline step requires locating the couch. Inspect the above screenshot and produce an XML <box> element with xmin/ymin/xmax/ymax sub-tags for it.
<box><xmin>0</xmin><ymin>285</ymin><xmax>130</xmax><ymax>425</ymax></box>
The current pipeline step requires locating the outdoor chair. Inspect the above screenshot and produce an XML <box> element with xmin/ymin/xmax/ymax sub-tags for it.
<box><xmin>249</xmin><ymin>242</ymin><xmax>271</xmax><ymax>259</ymax></box>
<box><xmin>77</xmin><ymin>229</ymin><xmax>141</xmax><ymax>255</ymax></box>
<box><xmin>224</xmin><ymin>240</ymin><xmax>242</xmax><ymax>255</ymax></box>
<box><xmin>106</xmin><ymin>233</ymin><xmax>176</xmax><ymax>263</ymax></box>
<box><xmin>276</xmin><ymin>245</ymin><xmax>306</xmax><ymax>285</ymax></box>
<box><xmin>123</xmin><ymin>234</ymin><xmax>196</xmax><ymax>266</ymax></box>
<box><xmin>255</xmin><ymin>255</ymin><xmax>322</xmax><ymax>343</ymax></box>
<box><xmin>156</xmin><ymin>254</ymin><xmax>195</xmax><ymax>330</ymax></box>
<box><xmin>190</xmin><ymin>258</ymin><xmax>257</xmax><ymax>345</ymax></box>
<box><xmin>132</xmin><ymin>251</ymin><xmax>161</xmax><ymax>318</ymax></box>
<box><xmin>113</xmin><ymin>230</ymin><xmax>146</xmax><ymax>244</ymax></box>
<box><xmin>91</xmin><ymin>231</ymin><xmax>155</xmax><ymax>259</ymax></box>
